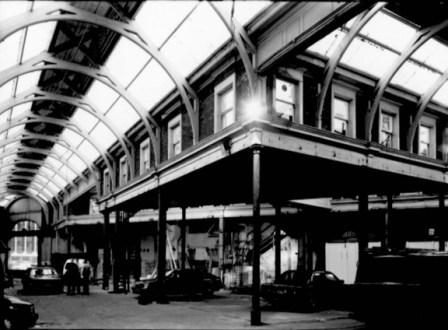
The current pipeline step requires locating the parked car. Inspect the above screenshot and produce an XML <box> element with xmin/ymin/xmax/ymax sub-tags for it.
<box><xmin>137</xmin><ymin>269</ymin><xmax>223</xmax><ymax>304</ymax></box>
<box><xmin>132</xmin><ymin>270</ymin><xmax>174</xmax><ymax>294</ymax></box>
<box><xmin>261</xmin><ymin>269</ymin><xmax>344</xmax><ymax>311</ymax></box>
<box><xmin>3</xmin><ymin>295</ymin><xmax>38</xmax><ymax>329</ymax></box>
<box><xmin>349</xmin><ymin>249</ymin><xmax>448</xmax><ymax>327</ymax></box>
<box><xmin>22</xmin><ymin>266</ymin><xmax>63</xmax><ymax>293</ymax></box>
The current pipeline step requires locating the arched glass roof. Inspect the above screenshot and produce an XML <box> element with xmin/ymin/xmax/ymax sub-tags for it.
<box><xmin>0</xmin><ymin>0</ymin><xmax>271</xmax><ymax>204</ymax></box>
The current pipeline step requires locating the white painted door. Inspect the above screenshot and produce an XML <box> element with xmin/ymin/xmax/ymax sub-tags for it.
<box><xmin>325</xmin><ymin>242</ymin><xmax>358</xmax><ymax>284</ymax></box>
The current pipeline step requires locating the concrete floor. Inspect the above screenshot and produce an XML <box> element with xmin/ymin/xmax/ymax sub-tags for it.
<box><xmin>6</xmin><ymin>282</ymin><xmax>365</xmax><ymax>329</ymax></box>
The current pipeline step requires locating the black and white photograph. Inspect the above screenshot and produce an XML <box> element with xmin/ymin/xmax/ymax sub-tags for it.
<box><xmin>1</xmin><ymin>1</ymin><xmax>448</xmax><ymax>329</ymax></box>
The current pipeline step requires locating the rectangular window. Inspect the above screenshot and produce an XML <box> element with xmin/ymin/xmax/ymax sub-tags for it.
<box><xmin>379</xmin><ymin>101</ymin><xmax>400</xmax><ymax>149</ymax></box>
<box><xmin>419</xmin><ymin>125</ymin><xmax>431</xmax><ymax>157</ymax></box>
<box><xmin>275</xmin><ymin>78</ymin><xmax>295</xmax><ymax>120</ymax></box>
<box><xmin>380</xmin><ymin>113</ymin><xmax>394</xmax><ymax>147</ymax></box>
<box><xmin>103</xmin><ymin>169</ymin><xmax>110</xmax><ymax>195</ymax></box>
<box><xmin>418</xmin><ymin>116</ymin><xmax>436</xmax><ymax>158</ymax></box>
<box><xmin>214</xmin><ymin>74</ymin><xmax>236</xmax><ymax>132</ymax></box>
<box><xmin>139</xmin><ymin>138</ymin><xmax>150</xmax><ymax>175</ymax></box>
<box><xmin>119</xmin><ymin>156</ymin><xmax>128</xmax><ymax>186</ymax></box>
<box><xmin>168</xmin><ymin>115</ymin><xmax>182</xmax><ymax>158</ymax></box>
<box><xmin>332</xmin><ymin>84</ymin><xmax>356</xmax><ymax>138</ymax></box>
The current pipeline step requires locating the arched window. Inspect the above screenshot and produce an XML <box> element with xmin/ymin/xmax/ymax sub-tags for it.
<box><xmin>8</xmin><ymin>220</ymin><xmax>38</xmax><ymax>270</ymax></box>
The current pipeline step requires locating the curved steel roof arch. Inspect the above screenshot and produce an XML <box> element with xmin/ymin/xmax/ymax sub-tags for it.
<box><xmin>0</xmin><ymin>174</ymin><xmax>67</xmax><ymax>197</ymax></box>
<box><xmin>0</xmin><ymin>132</ymin><xmax>101</xmax><ymax>185</ymax></box>
<box><xmin>0</xmin><ymin>116</ymin><xmax>115</xmax><ymax>187</ymax></box>
<box><xmin>0</xmin><ymin>147</ymin><xmax>88</xmax><ymax>182</ymax></box>
<box><xmin>2</xmin><ymin>180</ymin><xmax>58</xmax><ymax>205</ymax></box>
<box><xmin>0</xmin><ymin>2</ymin><xmax>200</xmax><ymax>145</ymax></box>
<box><xmin>365</xmin><ymin>18</ymin><xmax>448</xmax><ymax>141</ymax></box>
<box><xmin>407</xmin><ymin>68</ymin><xmax>448</xmax><ymax>151</ymax></box>
<box><xmin>0</xmin><ymin>167</ymin><xmax>71</xmax><ymax>193</ymax></box>
<box><xmin>2</xmin><ymin>189</ymin><xmax>51</xmax><ymax>225</ymax></box>
<box><xmin>315</xmin><ymin>3</ymin><xmax>386</xmax><ymax>128</ymax></box>
<box><xmin>0</xmin><ymin>88</ymin><xmax>134</xmax><ymax>179</ymax></box>
<box><xmin>5</xmin><ymin>194</ymin><xmax>50</xmax><ymax>225</ymax></box>
<box><xmin>0</xmin><ymin>112</ymin><xmax>116</xmax><ymax>179</ymax></box>
<box><xmin>0</xmin><ymin>52</ymin><xmax>160</xmax><ymax>166</ymax></box>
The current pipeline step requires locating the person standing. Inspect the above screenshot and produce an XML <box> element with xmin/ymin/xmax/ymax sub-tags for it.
<box><xmin>81</xmin><ymin>262</ymin><xmax>91</xmax><ymax>295</ymax></box>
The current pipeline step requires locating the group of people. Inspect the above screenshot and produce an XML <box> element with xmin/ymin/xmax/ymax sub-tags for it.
<box><xmin>64</xmin><ymin>261</ymin><xmax>91</xmax><ymax>295</ymax></box>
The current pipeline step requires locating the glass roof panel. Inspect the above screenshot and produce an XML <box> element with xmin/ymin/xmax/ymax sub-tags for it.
<box><xmin>105</xmin><ymin>36</ymin><xmax>151</xmax><ymax>87</ymax></box>
<box><xmin>2</xmin><ymin>155</ymin><xmax>15</xmax><ymax>164</ymax></box>
<box><xmin>15</xmin><ymin>72</ymin><xmax>41</xmax><ymax>95</ymax></box>
<box><xmin>0</xmin><ymin>1</ymin><xmax>29</xmax><ymax>21</ymax></box>
<box><xmin>0</xmin><ymin>30</ymin><xmax>22</xmax><ymax>71</ymax></box>
<box><xmin>0</xmin><ymin>111</ymin><xmax>9</xmax><ymax>126</ymax></box>
<box><xmin>105</xmin><ymin>98</ymin><xmax>139</xmax><ymax>134</ymax></box>
<box><xmin>46</xmin><ymin>157</ymin><xmax>63</xmax><ymax>171</ymax></box>
<box><xmin>360</xmin><ymin>11</ymin><xmax>417</xmax><ymax>53</ymax></box>
<box><xmin>59</xmin><ymin>165</ymin><xmax>77</xmax><ymax>182</ymax></box>
<box><xmin>7</xmin><ymin>124</ymin><xmax>25</xmax><ymax>137</ymax></box>
<box><xmin>44</xmin><ymin>181</ymin><xmax>60</xmax><ymax>195</ymax></box>
<box><xmin>307</xmin><ymin>29</ymin><xmax>347</xmax><ymax>58</ymax></box>
<box><xmin>72</xmin><ymin>108</ymin><xmax>99</xmax><ymax>132</ymax></box>
<box><xmin>39</xmin><ymin>167</ymin><xmax>54</xmax><ymax>178</ymax></box>
<box><xmin>53</xmin><ymin>144</ymin><xmax>71</xmax><ymax>160</ymax></box>
<box><xmin>432</xmin><ymin>81</ymin><xmax>448</xmax><ymax>107</ymax></box>
<box><xmin>135</xmin><ymin>1</ymin><xmax>198</xmax><ymax>48</ymax></box>
<box><xmin>161</xmin><ymin>2</ymin><xmax>231</xmax><ymax>77</ymax></box>
<box><xmin>27</xmin><ymin>187</ymin><xmax>41</xmax><ymax>198</ymax></box>
<box><xmin>51</xmin><ymin>174</ymin><xmax>68</xmax><ymax>188</ymax></box>
<box><xmin>412</xmin><ymin>39</ymin><xmax>448</xmax><ymax>73</ymax></box>
<box><xmin>86</xmin><ymin>81</ymin><xmax>119</xmax><ymax>113</ymax></box>
<box><xmin>127</xmin><ymin>60</ymin><xmax>175</xmax><ymax>110</ymax></box>
<box><xmin>77</xmin><ymin>140</ymin><xmax>100</xmax><ymax>163</ymax></box>
<box><xmin>341</xmin><ymin>37</ymin><xmax>398</xmax><ymax>78</ymax></box>
<box><xmin>60</xmin><ymin>129</ymin><xmax>84</xmax><ymax>147</ymax></box>
<box><xmin>392</xmin><ymin>62</ymin><xmax>440</xmax><ymax>95</ymax></box>
<box><xmin>0</xmin><ymin>81</ymin><xmax>14</xmax><ymax>103</ymax></box>
<box><xmin>22</xmin><ymin>22</ymin><xmax>56</xmax><ymax>62</ymax></box>
<box><xmin>67</xmin><ymin>154</ymin><xmax>87</xmax><ymax>173</ymax></box>
<box><xmin>214</xmin><ymin>1</ymin><xmax>271</xmax><ymax>26</ymax></box>
<box><xmin>36</xmin><ymin>193</ymin><xmax>49</xmax><ymax>202</ymax></box>
<box><xmin>11</xmin><ymin>104</ymin><xmax>31</xmax><ymax>119</ymax></box>
<box><xmin>89</xmin><ymin>123</ymin><xmax>116</xmax><ymax>151</ymax></box>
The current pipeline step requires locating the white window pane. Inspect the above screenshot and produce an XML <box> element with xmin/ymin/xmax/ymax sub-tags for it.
<box><xmin>46</xmin><ymin>157</ymin><xmax>63</xmax><ymax>171</ymax></box>
<box><xmin>67</xmin><ymin>154</ymin><xmax>87</xmax><ymax>173</ymax></box>
<box><xmin>39</xmin><ymin>167</ymin><xmax>54</xmax><ymax>178</ymax></box>
<box><xmin>275</xmin><ymin>101</ymin><xmax>294</xmax><ymax>120</ymax></box>
<box><xmin>51</xmin><ymin>174</ymin><xmax>68</xmax><ymax>188</ymax></box>
<box><xmin>7</xmin><ymin>124</ymin><xmax>24</xmax><ymax>137</ymax></box>
<box><xmin>162</xmin><ymin>2</ymin><xmax>230</xmax><ymax>77</ymax></box>
<box><xmin>105</xmin><ymin>97</ymin><xmax>139</xmax><ymax>134</ymax></box>
<box><xmin>53</xmin><ymin>144</ymin><xmax>71</xmax><ymax>160</ymax></box>
<box><xmin>89</xmin><ymin>122</ymin><xmax>116</xmax><ymax>151</ymax></box>
<box><xmin>214</xmin><ymin>1</ymin><xmax>271</xmax><ymax>26</ymax></box>
<box><xmin>221</xmin><ymin>110</ymin><xmax>235</xmax><ymax>128</ymax></box>
<box><xmin>59</xmin><ymin>165</ymin><xmax>77</xmax><ymax>182</ymax></box>
<box><xmin>136</xmin><ymin>1</ymin><xmax>198</xmax><ymax>48</ymax></box>
<box><xmin>420</xmin><ymin>126</ymin><xmax>430</xmax><ymax>143</ymax></box>
<box><xmin>15</xmin><ymin>72</ymin><xmax>40</xmax><ymax>95</ymax></box>
<box><xmin>0</xmin><ymin>81</ymin><xmax>14</xmax><ymax>103</ymax></box>
<box><xmin>86</xmin><ymin>81</ymin><xmax>119</xmax><ymax>113</ymax></box>
<box><xmin>334</xmin><ymin>98</ymin><xmax>349</xmax><ymax>119</ymax></box>
<box><xmin>433</xmin><ymin>81</ymin><xmax>448</xmax><ymax>106</ymax></box>
<box><xmin>276</xmin><ymin>79</ymin><xmax>295</xmax><ymax>103</ymax></box>
<box><xmin>22</xmin><ymin>22</ymin><xmax>56</xmax><ymax>61</ymax></box>
<box><xmin>11</xmin><ymin>104</ymin><xmax>31</xmax><ymax>120</ymax></box>
<box><xmin>0</xmin><ymin>1</ymin><xmax>29</xmax><ymax>21</ymax></box>
<box><xmin>341</xmin><ymin>37</ymin><xmax>398</xmax><ymax>78</ymax></box>
<box><xmin>360</xmin><ymin>11</ymin><xmax>416</xmax><ymax>53</ymax></box>
<box><xmin>412</xmin><ymin>39</ymin><xmax>448</xmax><ymax>73</ymax></box>
<box><xmin>392</xmin><ymin>62</ymin><xmax>440</xmax><ymax>95</ymax></box>
<box><xmin>127</xmin><ymin>60</ymin><xmax>175</xmax><ymax>110</ymax></box>
<box><xmin>307</xmin><ymin>29</ymin><xmax>346</xmax><ymax>58</ymax></box>
<box><xmin>78</xmin><ymin>140</ymin><xmax>100</xmax><ymax>163</ymax></box>
<box><xmin>0</xmin><ymin>111</ymin><xmax>9</xmax><ymax>126</ymax></box>
<box><xmin>105</xmin><ymin>37</ymin><xmax>151</xmax><ymax>87</ymax></box>
<box><xmin>219</xmin><ymin>89</ymin><xmax>234</xmax><ymax>113</ymax></box>
<box><xmin>0</xmin><ymin>30</ymin><xmax>22</xmax><ymax>71</ymax></box>
<box><xmin>72</xmin><ymin>108</ymin><xmax>98</xmax><ymax>132</ymax></box>
<box><xmin>60</xmin><ymin>129</ymin><xmax>84</xmax><ymax>147</ymax></box>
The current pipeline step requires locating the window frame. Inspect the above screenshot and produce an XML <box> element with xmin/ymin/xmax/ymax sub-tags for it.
<box><xmin>168</xmin><ymin>114</ymin><xmax>182</xmax><ymax>159</ymax></box>
<box><xmin>119</xmin><ymin>156</ymin><xmax>129</xmax><ymax>186</ymax></box>
<box><xmin>214</xmin><ymin>73</ymin><xmax>236</xmax><ymax>132</ymax></box>
<box><xmin>379</xmin><ymin>100</ymin><xmax>400</xmax><ymax>149</ymax></box>
<box><xmin>103</xmin><ymin>168</ymin><xmax>111</xmax><ymax>195</ymax></box>
<box><xmin>139</xmin><ymin>138</ymin><xmax>151</xmax><ymax>175</ymax></box>
<box><xmin>331</xmin><ymin>83</ymin><xmax>357</xmax><ymax>138</ymax></box>
<box><xmin>418</xmin><ymin>116</ymin><xmax>436</xmax><ymax>158</ymax></box>
<box><xmin>273</xmin><ymin>69</ymin><xmax>303</xmax><ymax>123</ymax></box>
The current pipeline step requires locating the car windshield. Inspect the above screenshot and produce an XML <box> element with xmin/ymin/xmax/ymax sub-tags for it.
<box><xmin>32</xmin><ymin>268</ymin><xmax>56</xmax><ymax>276</ymax></box>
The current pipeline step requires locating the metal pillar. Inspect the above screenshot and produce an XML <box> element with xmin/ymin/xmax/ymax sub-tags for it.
<box><xmin>383</xmin><ymin>194</ymin><xmax>393</xmax><ymax>251</ymax></box>
<box><xmin>218</xmin><ymin>215</ymin><xmax>225</xmax><ymax>281</ymax></box>
<box><xmin>67</xmin><ymin>229</ymin><xmax>72</xmax><ymax>254</ymax></box>
<box><xmin>112</xmin><ymin>209</ymin><xmax>120</xmax><ymax>292</ymax></box>
<box><xmin>358</xmin><ymin>193</ymin><xmax>368</xmax><ymax>260</ymax></box>
<box><xmin>251</xmin><ymin>148</ymin><xmax>262</xmax><ymax>326</ymax></box>
<box><xmin>102</xmin><ymin>211</ymin><xmax>110</xmax><ymax>290</ymax></box>
<box><xmin>274</xmin><ymin>205</ymin><xmax>281</xmax><ymax>282</ymax></box>
<box><xmin>37</xmin><ymin>234</ymin><xmax>42</xmax><ymax>266</ymax></box>
<box><xmin>181</xmin><ymin>206</ymin><xmax>187</xmax><ymax>270</ymax></box>
<box><xmin>439</xmin><ymin>193</ymin><xmax>446</xmax><ymax>251</ymax></box>
<box><xmin>157</xmin><ymin>188</ymin><xmax>167</xmax><ymax>303</ymax></box>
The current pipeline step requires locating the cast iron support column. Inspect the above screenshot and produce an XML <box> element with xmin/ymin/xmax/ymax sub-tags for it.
<box><xmin>37</xmin><ymin>233</ymin><xmax>42</xmax><ymax>266</ymax></box>
<box><xmin>67</xmin><ymin>228</ymin><xmax>72</xmax><ymax>254</ymax></box>
<box><xmin>218</xmin><ymin>214</ymin><xmax>225</xmax><ymax>281</ymax></box>
<box><xmin>358</xmin><ymin>194</ymin><xmax>368</xmax><ymax>262</ymax></box>
<box><xmin>439</xmin><ymin>193</ymin><xmax>446</xmax><ymax>251</ymax></box>
<box><xmin>181</xmin><ymin>206</ymin><xmax>187</xmax><ymax>270</ymax></box>
<box><xmin>113</xmin><ymin>209</ymin><xmax>120</xmax><ymax>292</ymax></box>
<box><xmin>102</xmin><ymin>211</ymin><xmax>110</xmax><ymax>290</ymax></box>
<box><xmin>251</xmin><ymin>147</ymin><xmax>261</xmax><ymax>326</ymax></box>
<box><xmin>274</xmin><ymin>204</ymin><xmax>281</xmax><ymax>282</ymax></box>
<box><xmin>157</xmin><ymin>187</ymin><xmax>167</xmax><ymax>303</ymax></box>
<box><xmin>383</xmin><ymin>194</ymin><xmax>393</xmax><ymax>251</ymax></box>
